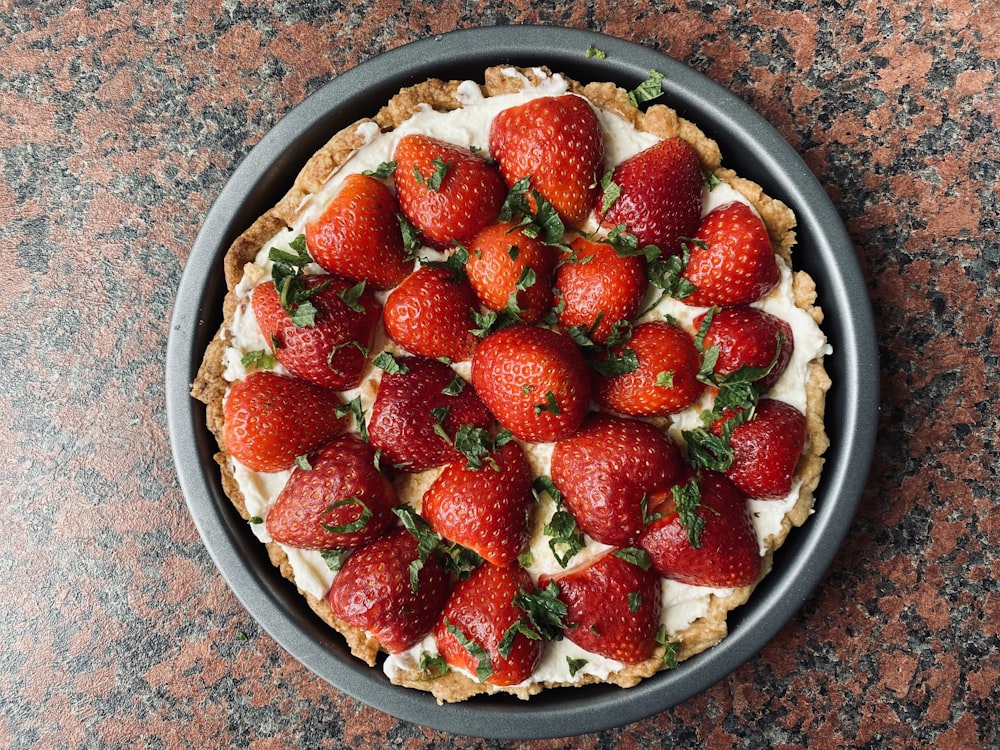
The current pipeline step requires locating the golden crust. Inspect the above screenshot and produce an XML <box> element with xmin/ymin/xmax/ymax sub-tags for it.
<box><xmin>191</xmin><ymin>66</ymin><xmax>830</xmax><ymax>704</ymax></box>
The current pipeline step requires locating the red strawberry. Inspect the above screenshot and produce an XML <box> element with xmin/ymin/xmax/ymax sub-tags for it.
<box><xmin>694</xmin><ymin>306</ymin><xmax>794</xmax><ymax>391</ymax></box>
<box><xmin>392</xmin><ymin>134</ymin><xmax>506</xmax><ymax>250</ymax></box>
<box><xmin>712</xmin><ymin>398</ymin><xmax>806</xmax><ymax>499</ymax></box>
<box><xmin>368</xmin><ymin>356</ymin><xmax>494</xmax><ymax>472</ymax></box>
<box><xmin>421</xmin><ymin>439</ymin><xmax>534</xmax><ymax>567</ymax></box>
<box><xmin>305</xmin><ymin>172</ymin><xmax>412</xmax><ymax>290</ymax></box>
<box><xmin>594</xmin><ymin>320</ymin><xmax>705</xmax><ymax>417</ymax></box>
<box><xmin>681</xmin><ymin>201</ymin><xmax>779</xmax><ymax>307</ymax></box>
<box><xmin>639</xmin><ymin>470</ymin><xmax>761</xmax><ymax>587</ymax></box>
<box><xmin>252</xmin><ymin>274</ymin><xmax>381</xmax><ymax>390</ymax></box>
<box><xmin>489</xmin><ymin>94</ymin><xmax>605</xmax><ymax>227</ymax></box>
<box><xmin>550</xmin><ymin>414</ymin><xmax>687</xmax><ymax>547</ymax></box>
<box><xmin>265</xmin><ymin>434</ymin><xmax>398</xmax><ymax>549</ymax></box>
<box><xmin>327</xmin><ymin>527</ymin><xmax>451</xmax><ymax>654</ymax></box>
<box><xmin>382</xmin><ymin>266</ymin><xmax>481</xmax><ymax>361</ymax></box>
<box><xmin>554</xmin><ymin>237</ymin><xmax>646</xmax><ymax>344</ymax></box>
<box><xmin>596</xmin><ymin>137</ymin><xmax>703</xmax><ymax>257</ymax></box>
<box><xmin>434</xmin><ymin>563</ymin><xmax>542</xmax><ymax>686</ymax></box>
<box><xmin>223</xmin><ymin>371</ymin><xmax>347</xmax><ymax>473</ymax></box>
<box><xmin>538</xmin><ymin>550</ymin><xmax>662</xmax><ymax>664</ymax></box>
<box><xmin>471</xmin><ymin>324</ymin><xmax>590</xmax><ymax>442</ymax></box>
<box><xmin>466</xmin><ymin>221</ymin><xmax>559</xmax><ymax>324</ymax></box>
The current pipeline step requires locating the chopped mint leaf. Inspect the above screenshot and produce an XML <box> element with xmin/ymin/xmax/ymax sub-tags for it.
<box><xmin>445</xmin><ymin>620</ymin><xmax>493</xmax><ymax>682</ymax></box>
<box><xmin>585</xmin><ymin>45</ymin><xmax>607</xmax><ymax>59</ymax></box>
<box><xmin>248</xmin><ymin>516</ymin><xmax>263</xmax><ymax>525</ymax></box>
<box><xmin>544</xmin><ymin>509</ymin><xmax>586</xmax><ymax>567</ymax></box>
<box><xmin>338</xmin><ymin>280</ymin><xmax>367</xmax><ymax>313</ymax></box>
<box><xmin>320</xmin><ymin>548</ymin><xmax>350</xmax><ymax>572</ymax></box>
<box><xmin>335</xmin><ymin>396</ymin><xmax>368</xmax><ymax>443</ymax></box>
<box><xmin>533</xmin><ymin>390</ymin><xmax>561</xmax><ymax>416</ymax></box>
<box><xmin>628</xmin><ymin>69</ymin><xmax>665</xmax><ymax>106</ymax></box>
<box><xmin>416</xmin><ymin>652</ymin><xmax>450</xmax><ymax>680</ymax></box>
<box><xmin>599</xmin><ymin>169</ymin><xmax>622</xmax><ymax>215</ymax></box>
<box><xmin>655</xmin><ymin>370</ymin><xmax>675</xmax><ymax>388</ymax></box>
<box><xmin>628</xmin><ymin>592</ymin><xmax>642</xmax><ymax>612</ymax></box>
<box><xmin>612</xmin><ymin>546</ymin><xmax>652</xmax><ymax>571</ymax></box>
<box><xmin>656</xmin><ymin>624</ymin><xmax>681</xmax><ymax>668</ymax></box>
<box><xmin>442</xmin><ymin>375</ymin><xmax>466</xmax><ymax>396</ymax></box>
<box><xmin>514</xmin><ymin>581</ymin><xmax>568</xmax><ymax>642</ymax></box>
<box><xmin>672</xmin><ymin>479</ymin><xmax>706</xmax><ymax>548</ymax></box>
<box><xmin>567</xmin><ymin>656</ymin><xmax>588</xmax><ymax>676</ymax></box>
<box><xmin>321</xmin><ymin>497</ymin><xmax>372</xmax><ymax>535</ymax></box>
<box><xmin>373</xmin><ymin>350</ymin><xmax>409</xmax><ymax>374</ymax></box>
<box><xmin>240</xmin><ymin>349</ymin><xmax>276</xmax><ymax>370</ymax></box>
<box><xmin>362</xmin><ymin>160</ymin><xmax>397</xmax><ymax>179</ymax></box>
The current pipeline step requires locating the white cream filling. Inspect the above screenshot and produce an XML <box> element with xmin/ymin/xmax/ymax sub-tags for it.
<box><xmin>218</xmin><ymin>72</ymin><xmax>831</xmax><ymax>686</ymax></box>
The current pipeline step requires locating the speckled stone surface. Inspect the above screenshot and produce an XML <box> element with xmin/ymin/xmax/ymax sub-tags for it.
<box><xmin>2</xmin><ymin>1</ymin><xmax>997</xmax><ymax>748</ymax></box>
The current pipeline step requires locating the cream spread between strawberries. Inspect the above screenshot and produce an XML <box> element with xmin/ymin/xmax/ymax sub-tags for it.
<box><xmin>219</xmin><ymin>68</ymin><xmax>830</xmax><ymax>689</ymax></box>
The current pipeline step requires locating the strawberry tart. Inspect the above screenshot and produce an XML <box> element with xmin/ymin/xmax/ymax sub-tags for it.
<box><xmin>193</xmin><ymin>65</ymin><xmax>831</xmax><ymax>703</ymax></box>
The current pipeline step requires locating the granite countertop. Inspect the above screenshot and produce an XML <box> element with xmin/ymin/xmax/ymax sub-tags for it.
<box><xmin>2</xmin><ymin>1</ymin><xmax>997</xmax><ymax>747</ymax></box>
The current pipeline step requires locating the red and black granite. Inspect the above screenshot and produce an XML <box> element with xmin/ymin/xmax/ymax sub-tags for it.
<box><xmin>1</xmin><ymin>1</ymin><xmax>996</xmax><ymax>747</ymax></box>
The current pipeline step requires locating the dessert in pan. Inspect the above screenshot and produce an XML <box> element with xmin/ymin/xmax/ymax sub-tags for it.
<box><xmin>192</xmin><ymin>65</ymin><xmax>831</xmax><ymax>703</ymax></box>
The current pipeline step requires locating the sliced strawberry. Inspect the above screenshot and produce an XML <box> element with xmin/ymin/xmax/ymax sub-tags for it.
<box><xmin>305</xmin><ymin>172</ymin><xmax>412</xmax><ymax>290</ymax></box>
<box><xmin>368</xmin><ymin>356</ymin><xmax>494</xmax><ymax>472</ymax></box>
<box><xmin>223</xmin><ymin>371</ymin><xmax>347</xmax><ymax>473</ymax></box>
<box><xmin>392</xmin><ymin>134</ymin><xmax>506</xmax><ymax>250</ymax></box>
<box><xmin>421</xmin><ymin>439</ymin><xmax>534</xmax><ymax>567</ymax></box>
<box><xmin>596</xmin><ymin>136</ymin><xmax>703</xmax><ymax>257</ymax></box>
<box><xmin>466</xmin><ymin>220</ymin><xmax>559</xmax><ymax>325</ymax></box>
<box><xmin>694</xmin><ymin>306</ymin><xmax>794</xmax><ymax>391</ymax></box>
<box><xmin>489</xmin><ymin>94</ymin><xmax>605</xmax><ymax>227</ymax></box>
<box><xmin>265</xmin><ymin>434</ymin><xmax>398</xmax><ymax>549</ymax></box>
<box><xmin>327</xmin><ymin>526</ymin><xmax>451</xmax><ymax>654</ymax></box>
<box><xmin>434</xmin><ymin>563</ymin><xmax>542</xmax><ymax>686</ymax></box>
<box><xmin>538</xmin><ymin>549</ymin><xmax>662</xmax><ymax>664</ymax></box>
<box><xmin>471</xmin><ymin>324</ymin><xmax>590</xmax><ymax>442</ymax></box>
<box><xmin>252</xmin><ymin>274</ymin><xmax>381</xmax><ymax>390</ymax></box>
<box><xmin>382</xmin><ymin>266</ymin><xmax>481</xmax><ymax>361</ymax></box>
<box><xmin>681</xmin><ymin>201</ymin><xmax>780</xmax><ymax>307</ymax></box>
<box><xmin>639</xmin><ymin>470</ymin><xmax>761</xmax><ymax>587</ymax></box>
<box><xmin>554</xmin><ymin>236</ymin><xmax>646</xmax><ymax>345</ymax></box>
<box><xmin>550</xmin><ymin>414</ymin><xmax>687</xmax><ymax>548</ymax></box>
<box><xmin>712</xmin><ymin>398</ymin><xmax>806</xmax><ymax>499</ymax></box>
<box><xmin>594</xmin><ymin>320</ymin><xmax>705</xmax><ymax>417</ymax></box>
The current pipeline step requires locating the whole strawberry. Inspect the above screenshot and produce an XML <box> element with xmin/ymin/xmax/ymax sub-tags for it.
<box><xmin>471</xmin><ymin>324</ymin><xmax>590</xmax><ymax>442</ymax></box>
<box><xmin>539</xmin><ymin>550</ymin><xmax>662</xmax><ymax>664</ymax></box>
<box><xmin>594</xmin><ymin>320</ymin><xmax>705</xmax><ymax>417</ymax></box>
<box><xmin>327</xmin><ymin>527</ymin><xmax>451</xmax><ymax>654</ymax></box>
<box><xmin>554</xmin><ymin>237</ymin><xmax>646</xmax><ymax>345</ymax></box>
<box><xmin>383</xmin><ymin>266</ymin><xmax>481</xmax><ymax>361</ymax></box>
<box><xmin>596</xmin><ymin>136</ymin><xmax>703</xmax><ymax>257</ymax></box>
<box><xmin>550</xmin><ymin>414</ymin><xmax>687</xmax><ymax>547</ymax></box>
<box><xmin>223</xmin><ymin>371</ymin><xmax>347</xmax><ymax>473</ymax></box>
<box><xmin>694</xmin><ymin>306</ymin><xmax>794</xmax><ymax>391</ymax></box>
<box><xmin>489</xmin><ymin>94</ymin><xmax>605</xmax><ymax>227</ymax></box>
<box><xmin>393</xmin><ymin>134</ymin><xmax>506</xmax><ymax>250</ymax></box>
<box><xmin>305</xmin><ymin>172</ymin><xmax>412</xmax><ymax>290</ymax></box>
<box><xmin>422</xmin><ymin>439</ymin><xmax>534</xmax><ymax>567</ymax></box>
<box><xmin>681</xmin><ymin>201</ymin><xmax>779</xmax><ymax>307</ymax></box>
<box><xmin>712</xmin><ymin>398</ymin><xmax>806</xmax><ymax>499</ymax></box>
<box><xmin>368</xmin><ymin>356</ymin><xmax>494</xmax><ymax>472</ymax></box>
<box><xmin>434</xmin><ymin>563</ymin><xmax>542</xmax><ymax>686</ymax></box>
<box><xmin>266</xmin><ymin>434</ymin><xmax>398</xmax><ymax>550</ymax></box>
<box><xmin>639</xmin><ymin>470</ymin><xmax>761</xmax><ymax>587</ymax></box>
<box><xmin>466</xmin><ymin>221</ymin><xmax>559</xmax><ymax>325</ymax></box>
<box><xmin>252</xmin><ymin>274</ymin><xmax>381</xmax><ymax>390</ymax></box>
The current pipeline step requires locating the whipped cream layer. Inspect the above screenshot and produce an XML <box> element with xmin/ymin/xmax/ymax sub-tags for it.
<box><xmin>218</xmin><ymin>68</ymin><xmax>831</xmax><ymax>688</ymax></box>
